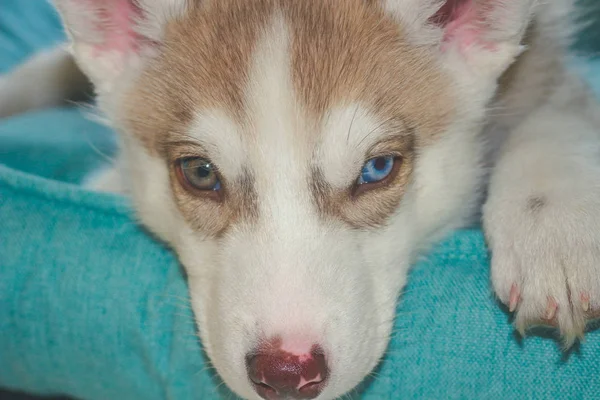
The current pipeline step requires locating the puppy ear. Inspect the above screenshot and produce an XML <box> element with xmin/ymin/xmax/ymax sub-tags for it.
<box><xmin>54</xmin><ymin>0</ymin><xmax>189</xmax><ymax>93</ymax></box>
<box><xmin>384</xmin><ymin>0</ymin><xmax>537</xmax><ymax>79</ymax></box>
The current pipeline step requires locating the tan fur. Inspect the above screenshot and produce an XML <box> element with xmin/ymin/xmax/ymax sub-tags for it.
<box><xmin>121</xmin><ymin>0</ymin><xmax>455</xmax><ymax>232</ymax></box>
<box><xmin>122</xmin><ymin>1</ymin><xmax>274</xmax><ymax>235</ymax></box>
<box><xmin>284</xmin><ymin>0</ymin><xmax>453</xmax><ymax>139</ymax></box>
<box><xmin>165</xmin><ymin>141</ymin><xmax>259</xmax><ymax>237</ymax></box>
<box><xmin>120</xmin><ymin>0</ymin><xmax>580</xmax><ymax>234</ymax></box>
<box><xmin>123</xmin><ymin>1</ymin><xmax>274</xmax><ymax>151</ymax></box>
<box><xmin>125</xmin><ymin>0</ymin><xmax>454</xmax><ymax>146</ymax></box>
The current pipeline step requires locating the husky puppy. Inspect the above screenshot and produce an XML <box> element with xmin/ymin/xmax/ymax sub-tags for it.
<box><xmin>1</xmin><ymin>1</ymin><xmax>599</xmax><ymax>399</ymax></box>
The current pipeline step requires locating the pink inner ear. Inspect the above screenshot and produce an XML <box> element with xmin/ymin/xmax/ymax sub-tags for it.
<box><xmin>430</xmin><ymin>0</ymin><xmax>471</xmax><ymax>26</ymax></box>
<box><xmin>88</xmin><ymin>0</ymin><xmax>146</xmax><ymax>55</ymax></box>
<box><xmin>430</xmin><ymin>0</ymin><xmax>497</xmax><ymax>52</ymax></box>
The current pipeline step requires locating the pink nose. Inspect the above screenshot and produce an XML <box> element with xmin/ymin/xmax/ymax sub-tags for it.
<box><xmin>246</xmin><ymin>342</ymin><xmax>329</xmax><ymax>400</ymax></box>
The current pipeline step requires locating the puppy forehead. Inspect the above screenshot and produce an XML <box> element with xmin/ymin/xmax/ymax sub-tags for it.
<box><xmin>125</xmin><ymin>0</ymin><xmax>452</xmax><ymax>158</ymax></box>
<box><xmin>318</xmin><ymin>104</ymin><xmax>395</xmax><ymax>188</ymax></box>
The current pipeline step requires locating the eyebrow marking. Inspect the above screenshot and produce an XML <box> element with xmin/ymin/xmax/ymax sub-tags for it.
<box><xmin>311</xmin><ymin>128</ymin><xmax>415</xmax><ymax>229</ymax></box>
<box><xmin>355</xmin><ymin>116</ymin><xmax>412</xmax><ymax>150</ymax></box>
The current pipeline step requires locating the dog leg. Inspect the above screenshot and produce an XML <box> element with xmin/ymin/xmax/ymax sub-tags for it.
<box><xmin>484</xmin><ymin>78</ymin><xmax>600</xmax><ymax>345</ymax></box>
<box><xmin>0</xmin><ymin>47</ymin><xmax>90</xmax><ymax>118</ymax></box>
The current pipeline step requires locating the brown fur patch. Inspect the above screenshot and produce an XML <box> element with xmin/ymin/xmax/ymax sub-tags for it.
<box><xmin>121</xmin><ymin>0</ymin><xmax>454</xmax><ymax>233</ymax></box>
<box><xmin>123</xmin><ymin>0</ymin><xmax>276</xmax><ymax>151</ymax></box>
<box><xmin>165</xmin><ymin>140</ymin><xmax>259</xmax><ymax>237</ymax></box>
<box><xmin>284</xmin><ymin>0</ymin><xmax>453</xmax><ymax>143</ymax></box>
<box><xmin>284</xmin><ymin>0</ymin><xmax>449</xmax><ymax>227</ymax></box>
<box><xmin>122</xmin><ymin>1</ymin><xmax>273</xmax><ymax>235</ymax></box>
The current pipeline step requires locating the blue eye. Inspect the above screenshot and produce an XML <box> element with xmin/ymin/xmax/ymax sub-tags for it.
<box><xmin>358</xmin><ymin>156</ymin><xmax>396</xmax><ymax>185</ymax></box>
<box><xmin>178</xmin><ymin>157</ymin><xmax>221</xmax><ymax>192</ymax></box>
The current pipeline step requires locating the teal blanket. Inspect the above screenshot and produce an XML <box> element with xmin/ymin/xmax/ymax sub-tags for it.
<box><xmin>1</xmin><ymin>1</ymin><xmax>600</xmax><ymax>399</ymax></box>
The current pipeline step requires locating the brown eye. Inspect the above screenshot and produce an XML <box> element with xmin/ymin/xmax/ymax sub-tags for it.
<box><xmin>176</xmin><ymin>157</ymin><xmax>221</xmax><ymax>192</ymax></box>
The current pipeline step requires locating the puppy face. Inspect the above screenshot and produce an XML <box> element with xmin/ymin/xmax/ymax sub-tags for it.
<box><xmin>57</xmin><ymin>0</ymin><xmax>534</xmax><ymax>398</ymax></box>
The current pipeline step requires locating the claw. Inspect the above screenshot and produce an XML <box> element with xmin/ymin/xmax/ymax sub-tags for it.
<box><xmin>582</xmin><ymin>293</ymin><xmax>590</xmax><ymax>312</ymax></box>
<box><xmin>545</xmin><ymin>297</ymin><xmax>558</xmax><ymax>321</ymax></box>
<box><xmin>509</xmin><ymin>284</ymin><xmax>520</xmax><ymax>312</ymax></box>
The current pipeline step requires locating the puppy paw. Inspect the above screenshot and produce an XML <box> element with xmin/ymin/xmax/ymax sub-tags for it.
<box><xmin>0</xmin><ymin>72</ymin><xmax>33</xmax><ymax>119</ymax></box>
<box><xmin>485</xmin><ymin>191</ymin><xmax>600</xmax><ymax>346</ymax></box>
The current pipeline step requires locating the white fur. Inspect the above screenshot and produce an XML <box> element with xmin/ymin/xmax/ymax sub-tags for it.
<box><xmin>484</xmin><ymin>78</ymin><xmax>600</xmax><ymax>344</ymax></box>
<box><xmin>383</xmin><ymin>0</ymin><xmax>446</xmax><ymax>45</ymax></box>
<box><xmin>181</xmin><ymin>16</ymin><xmax>394</xmax><ymax>399</ymax></box>
<box><xmin>2</xmin><ymin>0</ymin><xmax>600</xmax><ymax>399</ymax></box>
<box><xmin>318</xmin><ymin>104</ymin><xmax>399</xmax><ymax>189</ymax></box>
<box><xmin>188</xmin><ymin>110</ymin><xmax>247</xmax><ymax>180</ymax></box>
<box><xmin>119</xmin><ymin>134</ymin><xmax>186</xmax><ymax>246</ymax></box>
<box><xmin>384</xmin><ymin>0</ymin><xmax>536</xmax><ymax>46</ymax></box>
<box><xmin>84</xmin><ymin>164</ymin><xmax>126</xmax><ymax>193</ymax></box>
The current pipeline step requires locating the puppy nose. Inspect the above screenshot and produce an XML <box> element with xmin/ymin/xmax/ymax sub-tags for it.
<box><xmin>246</xmin><ymin>344</ymin><xmax>328</xmax><ymax>399</ymax></box>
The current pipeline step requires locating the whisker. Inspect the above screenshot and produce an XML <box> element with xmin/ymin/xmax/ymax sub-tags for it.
<box><xmin>355</xmin><ymin>116</ymin><xmax>396</xmax><ymax>149</ymax></box>
<box><xmin>346</xmin><ymin>104</ymin><xmax>360</xmax><ymax>145</ymax></box>
<box><xmin>194</xmin><ymin>363</ymin><xmax>218</xmax><ymax>378</ymax></box>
